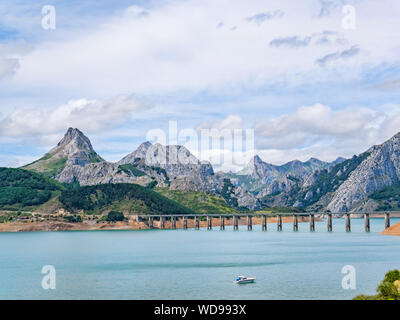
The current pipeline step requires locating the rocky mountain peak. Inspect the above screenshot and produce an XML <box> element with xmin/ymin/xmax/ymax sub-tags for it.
<box><xmin>252</xmin><ymin>155</ymin><xmax>264</xmax><ymax>164</ymax></box>
<box><xmin>307</xmin><ymin>157</ymin><xmax>324</xmax><ymax>165</ymax></box>
<box><xmin>121</xmin><ymin>143</ymin><xmax>202</xmax><ymax>167</ymax></box>
<box><xmin>23</xmin><ymin>128</ymin><xmax>103</xmax><ymax>177</ymax></box>
<box><xmin>52</xmin><ymin>128</ymin><xmax>95</xmax><ymax>154</ymax></box>
<box><xmin>119</xmin><ymin>141</ymin><xmax>153</xmax><ymax>165</ymax></box>
<box><xmin>48</xmin><ymin>128</ymin><xmax>103</xmax><ymax>165</ymax></box>
<box><xmin>238</xmin><ymin>155</ymin><xmax>279</xmax><ymax>183</ymax></box>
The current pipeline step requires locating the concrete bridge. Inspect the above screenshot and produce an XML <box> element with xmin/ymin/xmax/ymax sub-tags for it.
<box><xmin>136</xmin><ymin>212</ymin><xmax>397</xmax><ymax>232</ymax></box>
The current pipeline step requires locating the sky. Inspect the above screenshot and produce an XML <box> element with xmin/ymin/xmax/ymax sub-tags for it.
<box><xmin>0</xmin><ymin>0</ymin><xmax>400</xmax><ymax>171</ymax></box>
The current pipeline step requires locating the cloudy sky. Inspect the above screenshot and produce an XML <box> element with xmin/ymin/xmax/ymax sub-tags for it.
<box><xmin>0</xmin><ymin>0</ymin><xmax>400</xmax><ymax>171</ymax></box>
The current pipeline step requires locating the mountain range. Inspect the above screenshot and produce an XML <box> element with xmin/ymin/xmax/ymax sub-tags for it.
<box><xmin>19</xmin><ymin>127</ymin><xmax>400</xmax><ymax>213</ymax></box>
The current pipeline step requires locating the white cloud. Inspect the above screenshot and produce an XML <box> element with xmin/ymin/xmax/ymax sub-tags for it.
<box><xmin>190</xmin><ymin>104</ymin><xmax>400</xmax><ymax>167</ymax></box>
<box><xmin>0</xmin><ymin>94</ymin><xmax>151</xmax><ymax>139</ymax></box>
<box><xmin>0</xmin><ymin>155</ymin><xmax>37</xmax><ymax>168</ymax></box>
<box><xmin>245</xmin><ymin>10</ymin><xmax>285</xmax><ymax>25</ymax></box>
<box><xmin>0</xmin><ymin>40</ymin><xmax>33</xmax><ymax>80</ymax></box>
<box><xmin>186</xmin><ymin>106</ymin><xmax>400</xmax><ymax>168</ymax></box>
<box><xmin>1</xmin><ymin>0</ymin><xmax>400</xmax><ymax>170</ymax></box>
<box><xmin>0</xmin><ymin>57</ymin><xmax>19</xmax><ymax>79</ymax></box>
<box><xmin>196</xmin><ymin>114</ymin><xmax>244</xmax><ymax>131</ymax></box>
<box><xmin>315</xmin><ymin>45</ymin><xmax>360</xmax><ymax>66</ymax></box>
<box><xmin>7</xmin><ymin>0</ymin><xmax>400</xmax><ymax>96</ymax></box>
<box><xmin>254</xmin><ymin>103</ymin><xmax>400</xmax><ymax>164</ymax></box>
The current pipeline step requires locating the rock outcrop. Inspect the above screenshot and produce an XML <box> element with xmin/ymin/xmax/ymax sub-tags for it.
<box><xmin>327</xmin><ymin>133</ymin><xmax>400</xmax><ymax>212</ymax></box>
<box><xmin>23</xmin><ymin>128</ymin><xmax>103</xmax><ymax>176</ymax></box>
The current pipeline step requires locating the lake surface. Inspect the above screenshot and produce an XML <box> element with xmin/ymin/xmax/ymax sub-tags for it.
<box><xmin>0</xmin><ymin>218</ymin><xmax>399</xmax><ymax>300</ymax></box>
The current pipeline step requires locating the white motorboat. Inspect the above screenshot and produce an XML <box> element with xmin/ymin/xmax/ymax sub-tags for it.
<box><xmin>234</xmin><ymin>275</ymin><xmax>256</xmax><ymax>284</ymax></box>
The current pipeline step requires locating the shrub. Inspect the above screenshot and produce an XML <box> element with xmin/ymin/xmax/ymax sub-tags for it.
<box><xmin>354</xmin><ymin>269</ymin><xmax>400</xmax><ymax>300</ymax></box>
<box><xmin>64</xmin><ymin>215</ymin><xmax>82</xmax><ymax>223</ymax></box>
<box><xmin>106</xmin><ymin>211</ymin><xmax>125</xmax><ymax>222</ymax></box>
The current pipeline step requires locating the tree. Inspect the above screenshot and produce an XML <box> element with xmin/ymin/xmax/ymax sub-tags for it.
<box><xmin>106</xmin><ymin>211</ymin><xmax>125</xmax><ymax>222</ymax></box>
<box><xmin>377</xmin><ymin>270</ymin><xmax>400</xmax><ymax>300</ymax></box>
<box><xmin>354</xmin><ymin>269</ymin><xmax>400</xmax><ymax>300</ymax></box>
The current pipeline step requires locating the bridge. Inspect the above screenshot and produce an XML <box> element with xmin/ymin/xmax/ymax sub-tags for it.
<box><xmin>135</xmin><ymin>212</ymin><xmax>398</xmax><ymax>232</ymax></box>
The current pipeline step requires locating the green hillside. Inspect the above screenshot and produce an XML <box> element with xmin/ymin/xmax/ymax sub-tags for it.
<box><xmin>0</xmin><ymin>167</ymin><xmax>63</xmax><ymax>210</ymax></box>
<box><xmin>155</xmin><ymin>188</ymin><xmax>237</xmax><ymax>213</ymax></box>
<box><xmin>59</xmin><ymin>183</ymin><xmax>194</xmax><ymax>215</ymax></box>
<box><xmin>368</xmin><ymin>182</ymin><xmax>400</xmax><ymax>211</ymax></box>
<box><xmin>21</xmin><ymin>154</ymin><xmax>68</xmax><ymax>178</ymax></box>
<box><xmin>0</xmin><ymin>168</ymin><xmax>196</xmax><ymax>216</ymax></box>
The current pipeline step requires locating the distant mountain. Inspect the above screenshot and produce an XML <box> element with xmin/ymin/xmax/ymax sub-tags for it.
<box><xmin>279</xmin><ymin>158</ymin><xmax>330</xmax><ymax>177</ymax></box>
<box><xmin>23</xmin><ymin>128</ymin><xmax>103</xmax><ymax>177</ymax></box>
<box><xmin>248</xmin><ymin>132</ymin><xmax>400</xmax><ymax>212</ymax></box>
<box><xmin>118</xmin><ymin>141</ymin><xmax>152</xmax><ymax>164</ymax></box>
<box><xmin>267</xmin><ymin>152</ymin><xmax>370</xmax><ymax>211</ymax></box>
<box><xmin>120</xmin><ymin>143</ymin><xmax>216</xmax><ymax>192</ymax></box>
<box><xmin>228</xmin><ymin>154</ymin><xmax>340</xmax><ymax>197</ymax></box>
<box><xmin>238</xmin><ymin>155</ymin><xmax>337</xmax><ymax>179</ymax></box>
<box><xmin>118</xmin><ymin>142</ymin><xmax>260</xmax><ymax>209</ymax></box>
<box><xmin>238</xmin><ymin>155</ymin><xmax>280</xmax><ymax>184</ymax></box>
<box><xmin>327</xmin><ymin>133</ymin><xmax>400</xmax><ymax>212</ymax></box>
<box><xmin>20</xmin><ymin>127</ymin><xmax>400</xmax><ymax>213</ymax></box>
<box><xmin>330</xmin><ymin>157</ymin><xmax>347</xmax><ymax>167</ymax></box>
<box><xmin>22</xmin><ymin>128</ymin><xmax>260</xmax><ymax>210</ymax></box>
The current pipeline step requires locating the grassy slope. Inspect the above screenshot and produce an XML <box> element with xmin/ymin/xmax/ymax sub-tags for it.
<box><xmin>155</xmin><ymin>188</ymin><xmax>237</xmax><ymax>214</ymax></box>
<box><xmin>368</xmin><ymin>182</ymin><xmax>400</xmax><ymax>211</ymax></box>
<box><xmin>59</xmin><ymin>183</ymin><xmax>195</xmax><ymax>215</ymax></box>
<box><xmin>22</xmin><ymin>154</ymin><xmax>67</xmax><ymax>178</ymax></box>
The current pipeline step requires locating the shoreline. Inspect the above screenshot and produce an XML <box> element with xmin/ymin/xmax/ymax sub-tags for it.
<box><xmin>0</xmin><ymin>216</ymin><xmax>317</xmax><ymax>232</ymax></box>
<box><xmin>381</xmin><ymin>222</ymin><xmax>400</xmax><ymax>236</ymax></box>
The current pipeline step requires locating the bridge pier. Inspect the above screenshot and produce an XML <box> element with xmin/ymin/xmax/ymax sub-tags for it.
<box><xmin>327</xmin><ymin>213</ymin><xmax>333</xmax><ymax>232</ymax></box>
<box><xmin>345</xmin><ymin>213</ymin><xmax>351</xmax><ymax>232</ymax></box>
<box><xmin>220</xmin><ymin>216</ymin><xmax>225</xmax><ymax>230</ymax></box>
<box><xmin>293</xmin><ymin>215</ymin><xmax>298</xmax><ymax>231</ymax></box>
<box><xmin>247</xmin><ymin>216</ymin><xmax>252</xmax><ymax>231</ymax></box>
<box><xmin>364</xmin><ymin>213</ymin><xmax>370</xmax><ymax>232</ymax></box>
<box><xmin>148</xmin><ymin>216</ymin><xmax>153</xmax><ymax>229</ymax></box>
<box><xmin>183</xmin><ymin>217</ymin><xmax>188</xmax><ymax>230</ymax></box>
<box><xmin>160</xmin><ymin>216</ymin><xmax>165</xmax><ymax>229</ymax></box>
<box><xmin>385</xmin><ymin>212</ymin><xmax>391</xmax><ymax>229</ymax></box>
<box><xmin>207</xmin><ymin>216</ymin><xmax>212</xmax><ymax>230</ymax></box>
<box><xmin>171</xmin><ymin>216</ymin><xmax>176</xmax><ymax>229</ymax></box>
<box><xmin>195</xmin><ymin>216</ymin><xmax>199</xmax><ymax>230</ymax></box>
<box><xmin>262</xmin><ymin>216</ymin><xmax>267</xmax><ymax>231</ymax></box>
<box><xmin>233</xmin><ymin>216</ymin><xmax>239</xmax><ymax>230</ymax></box>
<box><xmin>309</xmin><ymin>214</ymin><xmax>315</xmax><ymax>232</ymax></box>
<box><xmin>277</xmin><ymin>215</ymin><xmax>282</xmax><ymax>231</ymax></box>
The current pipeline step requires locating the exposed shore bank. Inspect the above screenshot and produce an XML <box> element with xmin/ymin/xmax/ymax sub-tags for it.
<box><xmin>0</xmin><ymin>216</ymin><xmax>315</xmax><ymax>232</ymax></box>
<box><xmin>381</xmin><ymin>222</ymin><xmax>400</xmax><ymax>236</ymax></box>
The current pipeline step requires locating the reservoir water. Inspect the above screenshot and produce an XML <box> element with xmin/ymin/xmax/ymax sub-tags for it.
<box><xmin>0</xmin><ymin>218</ymin><xmax>399</xmax><ymax>300</ymax></box>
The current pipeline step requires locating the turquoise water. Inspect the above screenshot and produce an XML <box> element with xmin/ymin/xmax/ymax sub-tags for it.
<box><xmin>0</xmin><ymin>218</ymin><xmax>399</xmax><ymax>300</ymax></box>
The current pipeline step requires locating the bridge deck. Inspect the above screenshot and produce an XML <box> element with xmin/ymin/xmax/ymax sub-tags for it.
<box><xmin>137</xmin><ymin>212</ymin><xmax>400</xmax><ymax>218</ymax></box>
<box><xmin>138</xmin><ymin>212</ymin><xmax>397</xmax><ymax>232</ymax></box>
